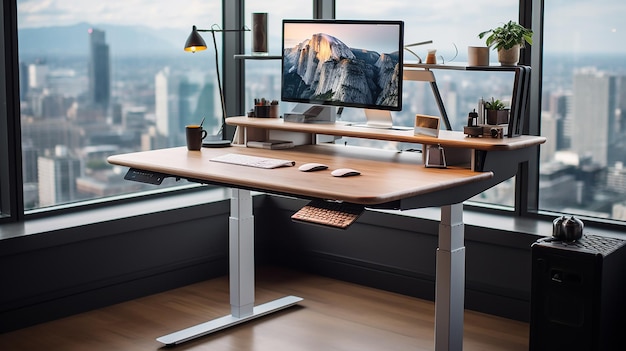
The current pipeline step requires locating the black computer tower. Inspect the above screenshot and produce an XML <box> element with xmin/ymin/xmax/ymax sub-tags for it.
<box><xmin>530</xmin><ymin>234</ymin><xmax>626</xmax><ymax>351</ymax></box>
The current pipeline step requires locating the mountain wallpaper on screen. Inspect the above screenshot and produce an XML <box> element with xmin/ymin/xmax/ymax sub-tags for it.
<box><xmin>282</xmin><ymin>33</ymin><xmax>400</xmax><ymax>107</ymax></box>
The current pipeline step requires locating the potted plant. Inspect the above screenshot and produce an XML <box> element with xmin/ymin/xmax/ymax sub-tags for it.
<box><xmin>484</xmin><ymin>98</ymin><xmax>509</xmax><ymax>125</ymax></box>
<box><xmin>478</xmin><ymin>20</ymin><xmax>533</xmax><ymax>66</ymax></box>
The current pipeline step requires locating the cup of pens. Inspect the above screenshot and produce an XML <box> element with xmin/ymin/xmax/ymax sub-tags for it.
<box><xmin>254</xmin><ymin>98</ymin><xmax>279</xmax><ymax>118</ymax></box>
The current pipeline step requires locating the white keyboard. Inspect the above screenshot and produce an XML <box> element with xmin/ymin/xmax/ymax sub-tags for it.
<box><xmin>210</xmin><ymin>153</ymin><xmax>295</xmax><ymax>169</ymax></box>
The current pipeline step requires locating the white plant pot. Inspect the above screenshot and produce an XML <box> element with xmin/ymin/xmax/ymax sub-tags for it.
<box><xmin>497</xmin><ymin>44</ymin><xmax>520</xmax><ymax>66</ymax></box>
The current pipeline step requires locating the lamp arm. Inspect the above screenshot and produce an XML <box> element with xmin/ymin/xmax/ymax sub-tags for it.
<box><xmin>195</xmin><ymin>26</ymin><xmax>249</xmax><ymax>139</ymax></box>
<box><xmin>404</xmin><ymin>47</ymin><xmax>423</xmax><ymax>64</ymax></box>
<box><xmin>404</xmin><ymin>40</ymin><xmax>433</xmax><ymax>48</ymax></box>
<box><xmin>211</xmin><ymin>30</ymin><xmax>227</xmax><ymax>138</ymax></box>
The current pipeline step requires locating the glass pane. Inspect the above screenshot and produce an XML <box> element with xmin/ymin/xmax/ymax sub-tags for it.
<box><xmin>540</xmin><ymin>0</ymin><xmax>626</xmax><ymax>221</ymax></box>
<box><xmin>336</xmin><ymin>1</ymin><xmax>518</xmax><ymax>206</ymax></box>
<box><xmin>243</xmin><ymin>1</ymin><xmax>312</xmax><ymax>117</ymax></box>
<box><xmin>18</xmin><ymin>1</ymin><xmax>221</xmax><ymax>210</ymax></box>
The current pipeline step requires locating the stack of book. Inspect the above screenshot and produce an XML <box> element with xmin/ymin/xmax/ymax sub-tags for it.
<box><xmin>246</xmin><ymin>139</ymin><xmax>294</xmax><ymax>150</ymax></box>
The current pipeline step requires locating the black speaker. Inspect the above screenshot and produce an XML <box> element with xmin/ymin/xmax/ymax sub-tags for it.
<box><xmin>530</xmin><ymin>234</ymin><xmax>626</xmax><ymax>350</ymax></box>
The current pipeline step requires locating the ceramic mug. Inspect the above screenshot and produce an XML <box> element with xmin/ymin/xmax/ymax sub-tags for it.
<box><xmin>186</xmin><ymin>125</ymin><xmax>207</xmax><ymax>150</ymax></box>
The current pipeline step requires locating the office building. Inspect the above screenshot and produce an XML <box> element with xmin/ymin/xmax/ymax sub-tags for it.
<box><xmin>608</xmin><ymin>162</ymin><xmax>626</xmax><ymax>194</ymax></box>
<box><xmin>123</xmin><ymin>106</ymin><xmax>147</xmax><ymax>131</ymax></box>
<box><xmin>190</xmin><ymin>77</ymin><xmax>217</xmax><ymax>132</ymax></box>
<box><xmin>47</xmin><ymin>68</ymin><xmax>83</xmax><ymax>98</ymax></box>
<box><xmin>570</xmin><ymin>68</ymin><xmax>616</xmax><ymax>167</ymax></box>
<box><xmin>21</xmin><ymin>142</ymin><xmax>39</xmax><ymax>184</ymax></box>
<box><xmin>613</xmin><ymin>201</ymin><xmax>626</xmax><ymax>220</ymax></box>
<box><xmin>547</xmin><ymin>91</ymin><xmax>572</xmax><ymax>150</ymax></box>
<box><xmin>155</xmin><ymin>67</ymin><xmax>180</xmax><ymax>147</ymax></box>
<box><xmin>19</xmin><ymin>61</ymin><xmax>29</xmax><ymax>100</ymax></box>
<box><xmin>27</xmin><ymin>58</ymin><xmax>47</xmax><ymax>90</ymax></box>
<box><xmin>619</xmin><ymin>76</ymin><xmax>626</xmax><ymax>133</ymax></box>
<box><xmin>37</xmin><ymin>146</ymin><xmax>82</xmax><ymax>207</ymax></box>
<box><xmin>87</xmin><ymin>28</ymin><xmax>110</xmax><ymax>113</ymax></box>
<box><xmin>21</xmin><ymin>117</ymin><xmax>83</xmax><ymax>152</ymax></box>
<box><xmin>540</xmin><ymin>111</ymin><xmax>557</xmax><ymax>162</ymax></box>
<box><xmin>178</xmin><ymin>75</ymin><xmax>215</xmax><ymax>136</ymax></box>
<box><xmin>156</xmin><ymin>71</ymin><xmax>217</xmax><ymax>147</ymax></box>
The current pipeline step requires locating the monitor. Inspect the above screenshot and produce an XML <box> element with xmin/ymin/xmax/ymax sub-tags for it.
<box><xmin>281</xmin><ymin>19</ymin><xmax>404</xmax><ymax>117</ymax></box>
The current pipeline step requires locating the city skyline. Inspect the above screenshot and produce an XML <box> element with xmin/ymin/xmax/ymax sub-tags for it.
<box><xmin>16</xmin><ymin>0</ymin><xmax>626</xmax><ymax>54</ymax></box>
<box><xmin>18</xmin><ymin>43</ymin><xmax>623</xmax><ymax>216</ymax></box>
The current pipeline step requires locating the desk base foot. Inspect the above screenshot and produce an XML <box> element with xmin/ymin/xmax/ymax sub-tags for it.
<box><xmin>156</xmin><ymin>295</ymin><xmax>303</xmax><ymax>345</ymax></box>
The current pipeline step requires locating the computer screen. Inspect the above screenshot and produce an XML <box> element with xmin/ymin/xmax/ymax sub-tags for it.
<box><xmin>281</xmin><ymin>19</ymin><xmax>404</xmax><ymax>112</ymax></box>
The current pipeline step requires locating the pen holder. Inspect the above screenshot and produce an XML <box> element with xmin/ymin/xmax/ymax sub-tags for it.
<box><xmin>269</xmin><ymin>104</ymin><xmax>279</xmax><ymax>118</ymax></box>
<box><xmin>254</xmin><ymin>105</ymin><xmax>270</xmax><ymax>118</ymax></box>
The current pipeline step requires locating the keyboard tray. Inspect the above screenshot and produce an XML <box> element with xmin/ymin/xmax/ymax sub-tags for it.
<box><xmin>291</xmin><ymin>199</ymin><xmax>364</xmax><ymax>229</ymax></box>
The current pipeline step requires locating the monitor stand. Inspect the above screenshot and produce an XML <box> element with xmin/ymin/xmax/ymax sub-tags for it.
<box><xmin>283</xmin><ymin>104</ymin><xmax>336</xmax><ymax>123</ymax></box>
<box><xmin>355</xmin><ymin>109</ymin><xmax>413</xmax><ymax>131</ymax></box>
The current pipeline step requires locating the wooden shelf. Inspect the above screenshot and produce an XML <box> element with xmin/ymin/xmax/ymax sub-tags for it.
<box><xmin>404</xmin><ymin>62</ymin><xmax>529</xmax><ymax>72</ymax></box>
<box><xmin>234</xmin><ymin>54</ymin><xmax>282</xmax><ymax>60</ymax></box>
<box><xmin>226</xmin><ymin>116</ymin><xmax>546</xmax><ymax>152</ymax></box>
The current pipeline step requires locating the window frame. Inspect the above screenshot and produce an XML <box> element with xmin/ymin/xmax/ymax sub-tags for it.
<box><xmin>2</xmin><ymin>0</ymin><xmax>626</xmax><ymax>232</ymax></box>
<box><xmin>1</xmin><ymin>0</ymin><xmax>24</xmax><ymax>224</ymax></box>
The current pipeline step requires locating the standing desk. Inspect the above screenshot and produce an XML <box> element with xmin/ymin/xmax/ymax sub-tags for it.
<box><xmin>107</xmin><ymin>118</ymin><xmax>545</xmax><ymax>350</ymax></box>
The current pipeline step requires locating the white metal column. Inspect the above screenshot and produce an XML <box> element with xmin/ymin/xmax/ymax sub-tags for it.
<box><xmin>434</xmin><ymin>203</ymin><xmax>465</xmax><ymax>351</ymax></box>
<box><xmin>156</xmin><ymin>188</ymin><xmax>302</xmax><ymax>345</ymax></box>
<box><xmin>229</xmin><ymin>188</ymin><xmax>255</xmax><ymax>317</ymax></box>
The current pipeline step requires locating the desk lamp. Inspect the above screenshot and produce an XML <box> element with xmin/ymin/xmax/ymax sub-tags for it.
<box><xmin>184</xmin><ymin>25</ymin><xmax>243</xmax><ymax>147</ymax></box>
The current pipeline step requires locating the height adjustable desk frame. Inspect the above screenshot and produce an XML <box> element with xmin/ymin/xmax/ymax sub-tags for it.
<box><xmin>109</xmin><ymin>119</ymin><xmax>544</xmax><ymax>350</ymax></box>
<box><xmin>150</xmin><ymin>186</ymin><xmax>302</xmax><ymax>345</ymax></box>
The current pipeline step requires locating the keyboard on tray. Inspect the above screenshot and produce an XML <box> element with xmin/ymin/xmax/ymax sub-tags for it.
<box><xmin>291</xmin><ymin>199</ymin><xmax>364</xmax><ymax>229</ymax></box>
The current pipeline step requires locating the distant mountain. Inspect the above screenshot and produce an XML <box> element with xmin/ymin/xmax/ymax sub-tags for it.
<box><xmin>282</xmin><ymin>33</ymin><xmax>400</xmax><ymax>107</ymax></box>
<box><xmin>18</xmin><ymin>22</ymin><xmax>188</xmax><ymax>57</ymax></box>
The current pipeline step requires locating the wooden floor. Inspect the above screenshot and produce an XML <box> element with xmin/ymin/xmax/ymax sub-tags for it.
<box><xmin>0</xmin><ymin>266</ymin><xmax>529</xmax><ymax>351</ymax></box>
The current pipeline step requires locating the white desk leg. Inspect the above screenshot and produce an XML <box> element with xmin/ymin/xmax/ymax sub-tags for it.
<box><xmin>435</xmin><ymin>203</ymin><xmax>465</xmax><ymax>351</ymax></box>
<box><xmin>156</xmin><ymin>188</ymin><xmax>302</xmax><ymax>345</ymax></box>
<box><xmin>229</xmin><ymin>188</ymin><xmax>255</xmax><ymax>317</ymax></box>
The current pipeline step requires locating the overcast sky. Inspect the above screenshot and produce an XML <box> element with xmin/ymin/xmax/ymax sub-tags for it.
<box><xmin>16</xmin><ymin>0</ymin><xmax>626</xmax><ymax>54</ymax></box>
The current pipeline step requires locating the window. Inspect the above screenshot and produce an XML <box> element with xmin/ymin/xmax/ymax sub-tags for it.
<box><xmin>243</xmin><ymin>1</ymin><xmax>312</xmax><ymax>118</ymax></box>
<box><xmin>336</xmin><ymin>1</ymin><xmax>519</xmax><ymax>207</ymax></box>
<box><xmin>17</xmin><ymin>0</ymin><xmax>221</xmax><ymax>211</ymax></box>
<box><xmin>539</xmin><ymin>0</ymin><xmax>626</xmax><ymax>222</ymax></box>
<box><xmin>4</xmin><ymin>0</ymin><xmax>626</xmax><ymax>227</ymax></box>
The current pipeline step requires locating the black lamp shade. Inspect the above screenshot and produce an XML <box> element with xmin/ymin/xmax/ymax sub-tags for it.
<box><xmin>184</xmin><ymin>25</ymin><xmax>207</xmax><ymax>53</ymax></box>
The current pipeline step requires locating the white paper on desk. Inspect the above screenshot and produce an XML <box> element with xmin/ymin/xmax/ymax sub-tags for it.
<box><xmin>210</xmin><ymin>153</ymin><xmax>295</xmax><ymax>169</ymax></box>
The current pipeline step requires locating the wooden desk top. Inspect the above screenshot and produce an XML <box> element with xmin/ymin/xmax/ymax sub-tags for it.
<box><xmin>226</xmin><ymin>117</ymin><xmax>546</xmax><ymax>151</ymax></box>
<box><xmin>107</xmin><ymin>144</ymin><xmax>493</xmax><ymax>206</ymax></box>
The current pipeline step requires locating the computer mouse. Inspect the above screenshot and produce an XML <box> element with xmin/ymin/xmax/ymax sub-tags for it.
<box><xmin>298</xmin><ymin>163</ymin><xmax>329</xmax><ymax>172</ymax></box>
<box><xmin>331</xmin><ymin>168</ymin><xmax>361</xmax><ymax>177</ymax></box>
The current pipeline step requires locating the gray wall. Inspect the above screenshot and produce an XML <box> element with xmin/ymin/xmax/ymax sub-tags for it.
<box><xmin>256</xmin><ymin>196</ymin><xmax>539</xmax><ymax>321</ymax></box>
<box><xmin>0</xmin><ymin>190</ymin><xmax>544</xmax><ymax>333</ymax></box>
